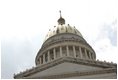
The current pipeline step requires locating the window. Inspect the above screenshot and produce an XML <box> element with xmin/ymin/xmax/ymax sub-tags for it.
<box><xmin>45</xmin><ymin>53</ymin><xmax>48</xmax><ymax>62</ymax></box>
<box><xmin>50</xmin><ymin>49</ymin><xmax>54</xmax><ymax>60</ymax></box>
<box><xmin>62</xmin><ymin>46</ymin><xmax>67</xmax><ymax>56</ymax></box>
<box><xmin>75</xmin><ymin>46</ymin><xmax>80</xmax><ymax>57</ymax></box>
<box><xmin>69</xmin><ymin>46</ymin><xmax>74</xmax><ymax>57</ymax></box>
<box><xmin>81</xmin><ymin>48</ymin><xmax>85</xmax><ymax>58</ymax></box>
<box><xmin>86</xmin><ymin>50</ymin><xmax>90</xmax><ymax>59</ymax></box>
<box><xmin>41</xmin><ymin>56</ymin><xmax>43</xmax><ymax>64</ymax></box>
<box><xmin>55</xmin><ymin>47</ymin><xmax>60</xmax><ymax>58</ymax></box>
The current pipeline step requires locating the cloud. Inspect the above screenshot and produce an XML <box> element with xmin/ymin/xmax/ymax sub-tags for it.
<box><xmin>1</xmin><ymin>37</ymin><xmax>36</xmax><ymax>78</ymax></box>
<box><xmin>97</xmin><ymin>19</ymin><xmax>117</xmax><ymax>46</ymax></box>
<box><xmin>93</xmin><ymin>20</ymin><xmax>117</xmax><ymax>62</ymax></box>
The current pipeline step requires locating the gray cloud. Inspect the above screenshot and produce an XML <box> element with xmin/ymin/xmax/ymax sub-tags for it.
<box><xmin>92</xmin><ymin>19</ymin><xmax>117</xmax><ymax>46</ymax></box>
<box><xmin>102</xmin><ymin>20</ymin><xmax>117</xmax><ymax>46</ymax></box>
<box><xmin>92</xmin><ymin>19</ymin><xmax>117</xmax><ymax>62</ymax></box>
<box><xmin>1</xmin><ymin>37</ymin><xmax>38</xmax><ymax>78</ymax></box>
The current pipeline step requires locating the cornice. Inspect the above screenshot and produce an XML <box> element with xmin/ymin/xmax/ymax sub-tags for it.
<box><xmin>34</xmin><ymin>68</ymin><xmax>116</xmax><ymax>79</ymax></box>
<box><xmin>14</xmin><ymin>57</ymin><xmax>117</xmax><ymax>79</ymax></box>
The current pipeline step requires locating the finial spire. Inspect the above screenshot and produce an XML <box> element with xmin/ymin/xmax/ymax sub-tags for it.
<box><xmin>57</xmin><ymin>10</ymin><xmax>65</xmax><ymax>25</ymax></box>
<box><xmin>59</xmin><ymin>10</ymin><xmax>62</xmax><ymax>17</ymax></box>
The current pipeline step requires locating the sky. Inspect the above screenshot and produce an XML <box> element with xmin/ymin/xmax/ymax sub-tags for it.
<box><xmin>0</xmin><ymin>0</ymin><xmax>117</xmax><ymax>79</ymax></box>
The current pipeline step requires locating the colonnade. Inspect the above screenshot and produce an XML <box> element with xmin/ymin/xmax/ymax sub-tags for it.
<box><xmin>38</xmin><ymin>45</ymin><xmax>95</xmax><ymax>64</ymax></box>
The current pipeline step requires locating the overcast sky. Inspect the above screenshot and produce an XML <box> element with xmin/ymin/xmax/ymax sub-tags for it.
<box><xmin>1</xmin><ymin>0</ymin><xmax>117</xmax><ymax>79</ymax></box>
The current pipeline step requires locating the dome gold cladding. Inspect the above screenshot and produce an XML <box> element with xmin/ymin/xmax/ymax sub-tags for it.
<box><xmin>44</xmin><ymin>24</ymin><xmax>83</xmax><ymax>41</ymax></box>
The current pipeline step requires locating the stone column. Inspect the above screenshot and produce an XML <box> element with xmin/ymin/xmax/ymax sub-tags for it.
<box><xmin>66</xmin><ymin>45</ymin><xmax>69</xmax><ymax>56</ymax></box>
<box><xmin>92</xmin><ymin>53</ymin><xmax>95</xmax><ymax>60</ymax></box>
<box><xmin>60</xmin><ymin>46</ymin><xmax>63</xmax><ymax>57</ymax></box>
<box><xmin>48</xmin><ymin>51</ymin><xmax>50</xmax><ymax>62</ymax></box>
<box><xmin>53</xmin><ymin>48</ymin><xmax>56</xmax><ymax>59</ymax></box>
<box><xmin>39</xmin><ymin>57</ymin><xmax>42</xmax><ymax>64</ymax></box>
<box><xmin>91</xmin><ymin>53</ymin><xmax>94</xmax><ymax>60</ymax></box>
<box><xmin>73</xmin><ymin>46</ymin><xmax>76</xmax><ymax>58</ymax></box>
<box><xmin>43</xmin><ymin>54</ymin><xmax>45</xmax><ymax>64</ymax></box>
<box><xmin>79</xmin><ymin>47</ymin><xmax>82</xmax><ymax>59</ymax></box>
<box><xmin>89</xmin><ymin>52</ymin><xmax>91</xmax><ymax>59</ymax></box>
<box><xmin>84</xmin><ymin>49</ymin><xmax>88</xmax><ymax>59</ymax></box>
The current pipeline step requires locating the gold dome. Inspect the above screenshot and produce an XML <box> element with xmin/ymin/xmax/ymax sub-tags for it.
<box><xmin>44</xmin><ymin>24</ymin><xmax>83</xmax><ymax>41</ymax></box>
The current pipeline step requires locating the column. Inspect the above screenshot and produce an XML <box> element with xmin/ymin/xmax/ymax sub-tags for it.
<box><xmin>84</xmin><ymin>49</ymin><xmax>88</xmax><ymax>59</ymax></box>
<box><xmin>92</xmin><ymin>53</ymin><xmax>95</xmax><ymax>60</ymax></box>
<box><xmin>60</xmin><ymin>46</ymin><xmax>63</xmax><ymax>57</ymax></box>
<box><xmin>91</xmin><ymin>53</ymin><xmax>94</xmax><ymax>60</ymax></box>
<box><xmin>48</xmin><ymin>51</ymin><xmax>50</xmax><ymax>62</ymax></box>
<box><xmin>66</xmin><ymin>46</ymin><xmax>69</xmax><ymax>56</ymax></box>
<box><xmin>79</xmin><ymin>47</ymin><xmax>82</xmax><ymax>59</ymax></box>
<box><xmin>94</xmin><ymin>53</ymin><xmax>96</xmax><ymax>60</ymax></box>
<box><xmin>43</xmin><ymin>54</ymin><xmax>45</xmax><ymax>64</ymax></box>
<box><xmin>89</xmin><ymin>52</ymin><xmax>91</xmax><ymax>59</ymax></box>
<box><xmin>73</xmin><ymin>46</ymin><xmax>76</xmax><ymax>58</ymax></box>
<box><xmin>53</xmin><ymin>48</ymin><xmax>56</xmax><ymax>59</ymax></box>
<box><xmin>39</xmin><ymin>57</ymin><xmax>42</xmax><ymax>64</ymax></box>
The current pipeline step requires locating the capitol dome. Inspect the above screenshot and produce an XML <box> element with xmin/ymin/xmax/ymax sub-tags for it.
<box><xmin>35</xmin><ymin>11</ymin><xmax>96</xmax><ymax>65</ymax></box>
<box><xmin>44</xmin><ymin>24</ymin><xmax>83</xmax><ymax>41</ymax></box>
<box><xmin>14</xmin><ymin>11</ymin><xmax>117</xmax><ymax>79</ymax></box>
